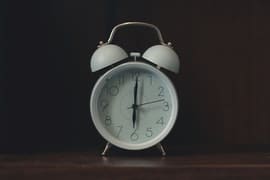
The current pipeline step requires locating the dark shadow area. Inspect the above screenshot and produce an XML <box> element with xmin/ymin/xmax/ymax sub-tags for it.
<box><xmin>1</xmin><ymin>0</ymin><xmax>270</xmax><ymax>154</ymax></box>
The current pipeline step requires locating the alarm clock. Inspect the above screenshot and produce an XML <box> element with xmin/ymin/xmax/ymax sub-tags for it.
<box><xmin>90</xmin><ymin>22</ymin><xmax>180</xmax><ymax>156</ymax></box>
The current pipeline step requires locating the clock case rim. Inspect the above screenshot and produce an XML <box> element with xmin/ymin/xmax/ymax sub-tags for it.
<box><xmin>90</xmin><ymin>61</ymin><xmax>178</xmax><ymax>150</ymax></box>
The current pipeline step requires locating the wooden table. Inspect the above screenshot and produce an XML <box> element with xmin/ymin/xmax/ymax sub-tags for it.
<box><xmin>1</xmin><ymin>151</ymin><xmax>270</xmax><ymax>180</ymax></box>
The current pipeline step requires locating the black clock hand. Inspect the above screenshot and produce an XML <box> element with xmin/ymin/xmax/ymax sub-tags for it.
<box><xmin>132</xmin><ymin>107</ymin><xmax>137</xmax><ymax>128</ymax></box>
<box><xmin>138</xmin><ymin>99</ymin><xmax>164</xmax><ymax>107</ymax></box>
<box><xmin>128</xmin><ymin>99</ymin><xmax>164</xmax><ymax>109</ymax></box>
<box><xmin>132</xmin><ymin>76</ymin><xmax>139</xmax><ymax>128</ymax></box>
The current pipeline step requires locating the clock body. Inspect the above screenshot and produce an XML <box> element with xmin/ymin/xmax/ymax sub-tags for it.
<box><xmin>90</xmin><ymin>62</ymin><xmax>178</xmax><ymax>150</ymax></box>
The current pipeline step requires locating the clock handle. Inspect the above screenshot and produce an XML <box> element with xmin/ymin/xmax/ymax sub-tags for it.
<box><xmin>107</xmin><ymin>22</ymin><xmax>166</xmax><ymax>45</ymax></box>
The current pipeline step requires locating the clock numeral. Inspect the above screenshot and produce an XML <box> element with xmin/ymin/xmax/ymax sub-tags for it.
<box><xmin>131</xmin><ymin>72</ymin><xmax>140</xmax><ymax>80</ymax></box>
<box><xmin>158</xmin><ymin>86</ymin><xmax>164</xmax><ymax>97</ymax></box>
<box><xmin>105</xmin><ymin>85</ymin><xmax>119</xmax><ymax>96</ymax></box>
<box><xmin>145</xmin><ymin>127</ymin><xmax>153</xmax><ymax>137</ymax></box>
<box><xmin>163</xmin><ymin>101</ymin><xmax>169</xmax><ymax>111</ymax></box>
<box><xmin>156</xmin><ymin>117</ymin><xmax>165</xmax><ymax>125</ymax></box>
<box><xmin>105</xmin><ymin>115</ymin><xmax>112</xmax><ymax>126</ymax></box>
<box><xmin>116</xmin><ymin>125</ymin><xmax>123</xmax><ymax>137</ymax></box>
<box><xmin>118</xmin><ymin>75</ymin><xmax>125</xmax><ymax>85</ymax></box>
<box><xmin>130</xmin><ymin>132</ymin><xmax>139</xmax><ymax>141</ymax></box>
<box><xmin>100</xmin><ymin>100</ymin><xmax>109</xmax><ymax>112</ymax></box>
<box><xmin>149</xmin><ymin>75</ymin><xmax>153</xmax><ymax>85</ymax></box>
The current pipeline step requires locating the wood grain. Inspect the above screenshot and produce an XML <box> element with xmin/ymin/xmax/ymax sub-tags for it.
<box><xmin>1</xmin><ymin>152</ymin><xmax>270</xmax><ymax>179</ymax></box>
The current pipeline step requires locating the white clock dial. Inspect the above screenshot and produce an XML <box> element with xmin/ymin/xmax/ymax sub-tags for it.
<box><xmin>90</xmin><ymin>62</ymin><xmax>178</xmax><ymax>150</ymax></box>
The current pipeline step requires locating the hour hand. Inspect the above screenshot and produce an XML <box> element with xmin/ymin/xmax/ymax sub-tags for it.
<box><xmin>138</xmin><ymin>99</ymin><xmax>164</xmax><ymax>107</ymax></box>
<box><xmin>132</xmin><ymin>107</ymin><xmax>137</xmax><ymax>128</ymax></box>
<box><xmin>128</xmin><ymin>99</ymin><xmax>164</xmax><ymax>109</ymax></box>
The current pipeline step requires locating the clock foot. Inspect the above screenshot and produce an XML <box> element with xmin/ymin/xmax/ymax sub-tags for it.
<box><xmin>156</xmin><ymin>143</ymin><xmax>166</xmax><ymax>156</ymax></box>
<box><xmin>101</xmin><ymin>142</ymin><xmax>111</xmax><ymax>156</ymax></box>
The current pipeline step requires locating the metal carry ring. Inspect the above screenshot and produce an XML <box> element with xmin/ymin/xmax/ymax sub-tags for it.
<box><xmin>107</xmin><ymin>22</ymin><xmax>166</xmax><ymax>45</ymax></box>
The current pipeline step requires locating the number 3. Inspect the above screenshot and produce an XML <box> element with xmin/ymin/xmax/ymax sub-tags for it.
<box><xmin>163</xmin><ymin>101</ymin><xmax>169</xmax><ymax>111</ymax></box>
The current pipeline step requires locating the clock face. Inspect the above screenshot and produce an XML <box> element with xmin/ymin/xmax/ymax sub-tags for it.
<box><xmin>90</xmin><ymin>62</ymin><xmax>178</xmax><ymax>150</ymax></box>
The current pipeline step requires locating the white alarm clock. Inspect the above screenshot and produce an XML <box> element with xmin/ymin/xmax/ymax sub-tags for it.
<box><xmin>90</xmin><ymin>22</ymin><xmax>180</xmax><ymax>156</ymax></box>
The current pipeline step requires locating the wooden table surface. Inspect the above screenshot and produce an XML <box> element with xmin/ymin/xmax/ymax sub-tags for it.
<box><xmin>1</xmin><ymin>151</ymin><xmax>270</xmax><ymax>180</ymax></box>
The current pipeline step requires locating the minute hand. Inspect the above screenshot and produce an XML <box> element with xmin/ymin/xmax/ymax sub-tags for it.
<box><xmin>132</xmin><ymin>76</ymin><xmax>139</xmax><ymax>128</ymax></box>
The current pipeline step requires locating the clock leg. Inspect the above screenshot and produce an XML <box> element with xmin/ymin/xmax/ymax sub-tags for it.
<box><xmin>156</xmin><ymin>143</ymin><xmax>166</xmax><ymax>156</ymax></box>
<box><xmin>101</xmin><ymin>142</ymin><xmax>111</xmax><ymax>156</ymax></box>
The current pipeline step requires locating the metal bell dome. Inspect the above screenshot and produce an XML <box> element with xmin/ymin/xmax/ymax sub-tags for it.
<box><xmin>90</xmin><ymin>44</ymin><xmax>128</xmax><ymax>72</ymax></box>
<box><xmin>142</xmin><ymin>45</ymin><xmax>180</xmax><ymax>73</ymax></box>
<box><xmin>90</xmin><ymin>22</ymin><xmax>180</xmax><ymax>73</ymax></box>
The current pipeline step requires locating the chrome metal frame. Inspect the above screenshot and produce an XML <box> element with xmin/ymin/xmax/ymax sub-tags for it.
<box><xmin>107</xmin><ymin>22</ymin><xmax>166</xmax><ymax>45</ymax></box>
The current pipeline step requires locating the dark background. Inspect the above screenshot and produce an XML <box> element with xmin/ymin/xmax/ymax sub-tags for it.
<box><xmin>1</xmin><ymin>0</ymin><xmax>270</xmax><ymax>153</ymax></box>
